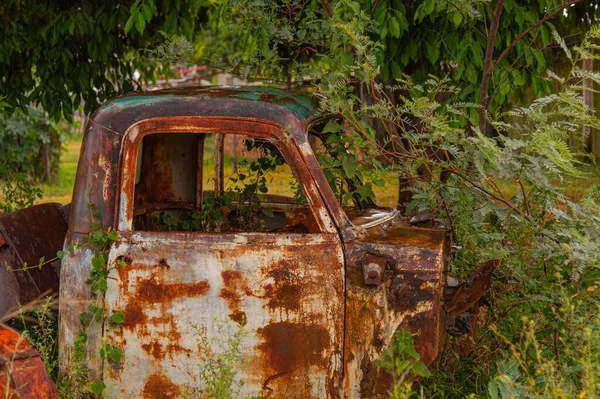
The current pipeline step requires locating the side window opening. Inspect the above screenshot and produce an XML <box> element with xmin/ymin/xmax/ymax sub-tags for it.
<box><xmin>131</xmin><ymin>132</ymin><xmax>317</xmax><ymax>233</ymax></box>
<box><xmin>309</xmin><ymin>122</ymin><xmax>399</xmax><ymax>211</ymax></box>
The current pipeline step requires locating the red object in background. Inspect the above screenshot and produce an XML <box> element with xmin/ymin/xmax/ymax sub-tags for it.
<box><xmin>0</xmin><ymin>326</ymin><xmax>58</xmax><ymax>399</ymax></box>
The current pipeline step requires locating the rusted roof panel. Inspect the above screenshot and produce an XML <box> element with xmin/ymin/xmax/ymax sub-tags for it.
<box><xmin>90</xmin><ymin>86</ymin><xmax>321</xmax><ymax>140</ymax></box>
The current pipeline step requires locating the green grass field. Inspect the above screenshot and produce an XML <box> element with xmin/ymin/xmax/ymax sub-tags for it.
<box><xmin>35</xmin><ymin>137</ymin><xmax>82</xmax><ymax>205</ymax></box>
<box><xmin>18</xmin><ymin>134</ymin><xmax>600</xmax><ymax>208</ymax></box>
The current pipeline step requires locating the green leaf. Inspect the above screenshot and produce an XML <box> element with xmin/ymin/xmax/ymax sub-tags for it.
<box><xmin>374</xmin><ymin>4</ymin><xmax>386</xmax><ymax>27</ymax></box>
<box><xmin>342</xmin><ymin>161</ymin><xmax>357</xmax><ymax>179</ymax></box>
<box><xmin>124</xmin><ymin>14</ymin><xmax>135</xmax><ymax>34</ymax></box>
<box><xmin>91</xmin><ymin>253</ymin><xmax>106</xmax><ymax>272</ymax></box>
<box><xmin>130</xmin><ymin>0</ymin><xmax>141</xmax><ymax>14</ymax></box>
<box><xmin>388</xmin><ymin>17</ymin><xmax>400</xmax><ymax>38</ymax></box>
<box><xmin>358</xmin><ymin>184</ymin><xmax>375</xmax><ymax>201</ymax></box>
<box><xmin>511</xmin><ymin>70</ymin><xmax>525</xmax><ymax>86</ymax></box>
<box><xmin>141</xmin><ymin>3</ymin><xmax>152</xmax><ymax>22</ymax></box>
<box><xmin>135</xmin><ymin>12</ymin><xmax>146</xmax><ymax>34</ymax></box>
<box><xmin>180</xmin><ymin>18</ymin><xmax>192</xmax><ymax>38</ymax></box>
<box><xmin>423</xmin><ymin>0</ymin><xmax>435</xmax><ymax>15</ymax></box>
<box><xmin>108</xmin><ymin>347</ymin><xmax>122</xmax><ymax>363</ymax></box>
<box><xmin>79</xmin><ymin>311</ymin><xmax>89</xmax><ymax>326</ymax></box>
<box><xmin>91</xmin><ymin>278</ymin><xmax>108</xmax><ymax>293</ymax></box>
<box><xmin>540</xmin><ymin>25</ymin><xmax>550</xmax><ymax>45</ymax></box>
<box><xmin>390</xmin><ymin>61</ymin><xmax>402</xmax><ymax>79</ymax></box>
<box><xmin>109</xmin><ymin>311</ymin><xmax>125</xmax><ymax>325</ymax></box>
<box><xmin>86</xmin><ymin>380</ymin><xmax>105</xmax><ymax>395</ymax></box>
<box><xmin>107</xmin><ymin>230</ymin><xmax>119</xmax><ymax>241</ymax></box>
<box><xmin>395</xmin><ymin>10</ymin><xmax>408</xmax><ymax>32</ymax></box>
<box><xmin>100</xmin><ymin>343</ymin><xmax>122</xmax><ymax>363</ymax></box>
<box><xmin>412</xmin><ymin>361</ymin><xmax>432</xmax><ymax>377</ymax></box>
<box><xmin>453</xmin><ymin>10</ymin><xmax>463</xmax><ymax>27</ymax></box>
<box><xmin>57</xmin><ymin>249</ymin><xmax>65</xmax><ymax>259</ymax></box>
<box><xmin>424</xmin><ymin>40</ymin><xmax>440</xmax><ymax>63</ymax></box>
<box><xmin>164</xmin><ymin>13</ymin><xmax>176</xmax><ymax>35</ymax></box>
<box><xmin>322</xmin><ymin>120</ymin><xmax>343</xmax><ymax>134</ymax></box>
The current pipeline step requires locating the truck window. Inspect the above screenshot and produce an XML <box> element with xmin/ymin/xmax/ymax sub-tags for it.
<box><xmin>131</xmin><ymin>132</ymin><xmax>318</xmax><ymax>233</ymax></box>
<box><xmin>308</xmin><ymin>131</ymin><xmax>399</xmax><ymax>210</ymax></box>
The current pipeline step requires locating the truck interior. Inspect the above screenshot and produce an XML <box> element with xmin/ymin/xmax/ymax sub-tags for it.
<box><xmin>131</xmin><ymin>132</ymin><xmax>322</xmax><ymax>233</ymax></box>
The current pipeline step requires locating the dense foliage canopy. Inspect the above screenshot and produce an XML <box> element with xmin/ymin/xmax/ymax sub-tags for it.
<box><xmin>0</xmin><ymin>0</ymin><xmax>206</xmax><ymax>120</ymax></box>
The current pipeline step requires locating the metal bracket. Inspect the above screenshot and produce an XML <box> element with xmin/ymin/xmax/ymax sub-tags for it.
<box><xmin>362</xmin><ymin>253</ymin><xmax>386</xmax><ymax>286</ymax></box>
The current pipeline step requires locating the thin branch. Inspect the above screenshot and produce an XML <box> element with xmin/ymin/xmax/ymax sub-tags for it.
<box><xmin>489</xmin><ymin>28</ymin><xmax>544</xmax><ymax>105</ymax></box>
<box><xmin>321</xmin><ymin>0</ymin><xmax>333</xmax><ymax>18</ymax></box>
<box><xmin>517</xmin><ymin>178</ymin><xmax>531</xmax><ymax>216</ymax></box>
<box><xmin>554</xmin><ymin>328</ymin><xmax>561</xmax><ymax>368</ymax></box>
<box><xmin>450</xmin><ymin>167</ymin><xmax>534</xmax><ymax>223</ymax></box>
<box><xmin>479</xmin><ymin>0</ymin><xmax>505</xmax><ymax>134</ymax></box>
<box><xmin>493</xmin><ymin>0</ymin><xmax>584</xmax><ymax>69</ymax></box>
<box><xmin>369</xmin><ymin>0</ymin><xmax>383</xmax><ymax>20</ymax></box>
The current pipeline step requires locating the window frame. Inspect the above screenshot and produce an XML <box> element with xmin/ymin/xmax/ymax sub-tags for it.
<box><xmin>116</xmin><ymin>116</ymin><xmax>337</xmax><ymax>234</ymax></box>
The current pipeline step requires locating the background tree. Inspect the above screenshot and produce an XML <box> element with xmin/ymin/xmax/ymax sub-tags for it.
<box><xmin>0</xmin><ymin>0</ymin><xmax>208</xmax><ymax>121</ymax></box>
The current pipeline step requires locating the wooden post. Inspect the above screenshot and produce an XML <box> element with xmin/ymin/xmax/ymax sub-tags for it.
<box><xmin>214</xmin><ymin>134</ymin><xmax>224</xmax><ymax>193</ymax></box>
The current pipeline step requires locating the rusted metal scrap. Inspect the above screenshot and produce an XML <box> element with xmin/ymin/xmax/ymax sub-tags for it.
<box><xmin>0</xmin><ymin>203</ymin><xmax>68</xmax><ymax>320</ymax></box>
<box><xmin>0</xmin><ymin>326</ymin><xmax>58</xmax><ymax>398</ymax></box>
<box><xmin>444</xmin><ymin>260</ymin><xmax>498</xmax><ymax>336</ymax></box>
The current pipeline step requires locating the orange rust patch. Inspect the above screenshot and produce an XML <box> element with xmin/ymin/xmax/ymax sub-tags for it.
<box><xmin>256</xmin><ymin>321</ymin><xmax>330</xmax><ymax>373</ymax></box>
<box><xmin>228</xmin><ymin>311</ymin><xmax>247</xmax><ymax>326</ymax></box>
<box><xmin>137</xmin><ymin>276</ymin><xmax>210</xmax><ymax>303</ymax></box>
<box><xmin>263</xmin><ymin>262</ymin><xmax>303</xmax><ymax>311</ymax></box>
<box><xmin>141</xmin><ymin>341</ymin><xmax>163</xmax><ymax>359</ymax></box>
<box><xmin>123</xmin><ymin>301</ymin><xmax>147</xmax><ymax>330</ymax></box>
<box><xmin>0</xmin><ymin>327</ymin><xmax>59</xmax><ymax>399</ymax></box>
<box><xmin>142</xmin><ymin>373</ymin><xmax>180</xmax><ymax>399</ymax></box>
<box><xmin>220</xmin><ymin>270</ymin><xmax>253</xmax><ymax>324</ymax></box>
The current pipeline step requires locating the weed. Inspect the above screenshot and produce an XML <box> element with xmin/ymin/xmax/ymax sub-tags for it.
<box><xmin>374</xmin><ymin>330</ymin><xmax>432</xmax><ymax>399</ymax></box>
<box><xmin>182</xmin><ymin>318</ymin><xmax>253</xmax><ymax>399</ymax></box>
<box><xmin>12</xmin><ymin>297</ymin><xmax>59</xmax><ymax>380</ymax></box>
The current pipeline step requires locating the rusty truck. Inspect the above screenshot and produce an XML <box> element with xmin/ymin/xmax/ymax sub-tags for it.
<box><xmin>0</xmin><ymin>86</ymin><xmax>490</xmax><ymax>398</ymax></box>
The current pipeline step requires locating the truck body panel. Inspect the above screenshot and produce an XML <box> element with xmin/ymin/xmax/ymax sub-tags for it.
<box><xmin>2</xmin><ymin>86</ymin><xmax>450</xmax><ymax>398</ymax></box>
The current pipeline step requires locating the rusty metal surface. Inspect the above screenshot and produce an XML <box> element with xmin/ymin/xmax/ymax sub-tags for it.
<box><xmin>103</xmin><ymin>231</ymin><xmax>345</xmax><ymax>398</ymax></box>
<box><xmin>0</xmin><ymin>203</ymin><xmax>68</xmax><ymax>319</ymax></box>
<box><xmin>70</xmin><ymin>123</ymin><xmax>122</xmax><ymax>233</ymax></box>
<box><xmin>90</xmin><ymin>86</ymin><xmax>320</xmax><ymax>140</ymax></box>
<box><xmin>58</xmin><ymin>234</ymin><xmax>105</xmax><ymax>381</ymax></box>
<box><xmin>0</xmin><ymin>326</ymin><xmax>59</xmax><ymax>398</ymax></box>
<box><xmin>59</xmin><ymin>86</ymin><xmax>451</xmax><ymax>398</ymax></box>
<box><xmin>444</xmin><ymin>260</ymin><xmax>496</xmax><ymax>315</ymax></box>
<box><xmin>343</xmin><ymin>223</ymin><xmax>448</xmax><ymax>397</ymax></box>
<box><xmin>444</xmin><ymin>260</ymin><xmax>496</xmax><ymax>336</ymax></box>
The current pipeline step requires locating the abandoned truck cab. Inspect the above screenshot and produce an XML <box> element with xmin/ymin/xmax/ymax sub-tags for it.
<box><xmin>59</xmin><ymin>86</ymin><xmax>447</xmax><ymax>398</ymax></box>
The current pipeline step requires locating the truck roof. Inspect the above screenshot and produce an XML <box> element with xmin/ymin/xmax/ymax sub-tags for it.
<box><xmin>90</xmin><ymin>86</ymin><xmax>323</xmax><ymax>140</ymax></box>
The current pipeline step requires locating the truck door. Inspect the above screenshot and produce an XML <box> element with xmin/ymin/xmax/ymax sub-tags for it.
<box><xmin>102</xmin><ymin>124</ymin><xmax>345</xmax><ymax>398</ymax></box>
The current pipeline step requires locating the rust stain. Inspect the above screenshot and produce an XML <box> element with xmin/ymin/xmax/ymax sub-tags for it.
<box><xmin>122</xmin><ymin>301</ymin><xmax>146</xmax><ymax>330</ymax></box>
<box><xmin>220</xmin><ymin>270</ymin><xmax>253</xmax><ymax>325</ymax></box>
<box><xmin>141</xmin><ymin>341</ymin><xmax>163</xmax><ymax>359</ymax></box>
<box><xmin>228</xmin><ymin>311</ymin><xmax>247</xmax><ymax>326</ymax></box>
<box><xmin>136</xmin><ymin>276</ymin><xmax>211</xmax><ymax>303</ymax></box>
<box><xmin>257</xmin><ymin>321</ymin><xmax>330</xmax><ymax>373</ymax></box>
<box><xmin>263</xmin><ymin>263</ymin><xmax>303</xmax><ymax>311</ymax></box>
<box><xmin>119</xmin><ymin>262</ymin><xmax>210</xmax><ymax>363</ymax></box>
<box><xmin>142</xmin><ymin>373</ymin><xmax>180</xmax><ymax>399</ymax></box>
